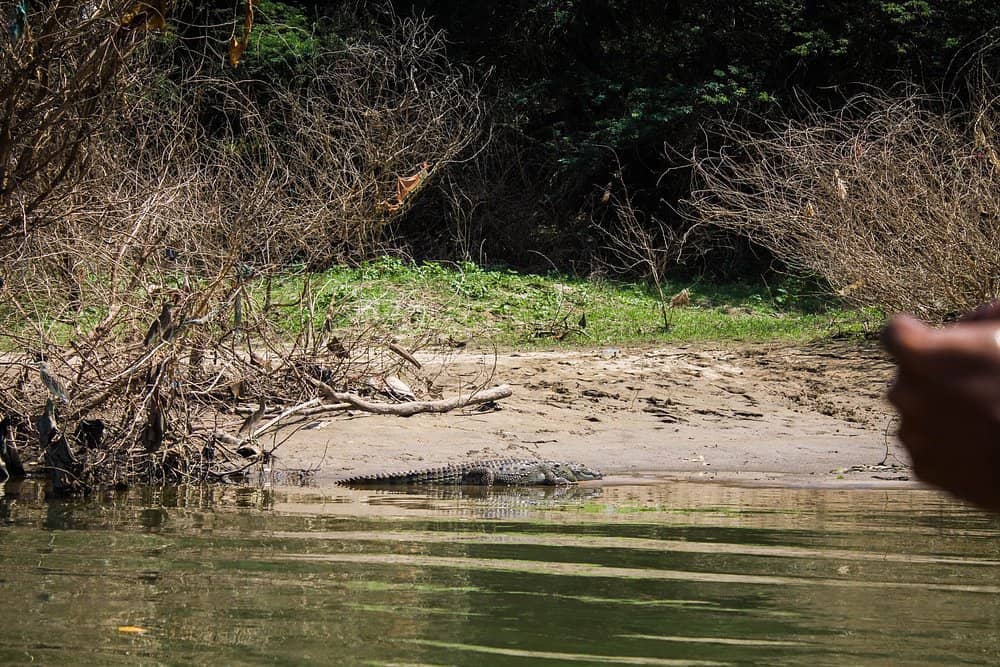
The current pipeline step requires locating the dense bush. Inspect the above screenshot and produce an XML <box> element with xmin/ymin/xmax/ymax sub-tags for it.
<box><xmin>688</xmin><ymin>87</ymin><xmax>1000</xmax><ymax>320</ymax></box>
<box><xmin>387</xmin><ymin>1</ymin><xmax>1000</xmax><ymax>272</ymax></box>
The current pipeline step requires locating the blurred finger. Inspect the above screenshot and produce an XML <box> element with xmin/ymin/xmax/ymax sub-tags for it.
<box><xmin>885</xmin><ymin>316</ymin><xmax>1000</xmax><ymax>381</ymax></box>
<box><xmin>881</xmin><ymin>315</ymin><xmax>934</xmax><ymax>365</ymax></box>
<box><xmin>885</xmin><ymin>375</ymin><xmax>922</xmax><ymax>415</ymax></box>
<box><xmin>895</xmin><ymin>418</ymin><xmax>929</xmax><ymax>455</ymax></box>
<box><xmin>960</xmin><ymin>300</ymin><xmax>1000</xmax><ymax>322</ymax></box>
<box><xmin>910</xmin><ymin>454</ymin><xmax>947</xmax><ymax>488</ymax></box>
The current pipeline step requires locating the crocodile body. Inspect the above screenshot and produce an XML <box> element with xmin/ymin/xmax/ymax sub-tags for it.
<box><xmin>339</xmin><ymin>459</ymin><xmax>602</xmax><ymax>487</ymax></box>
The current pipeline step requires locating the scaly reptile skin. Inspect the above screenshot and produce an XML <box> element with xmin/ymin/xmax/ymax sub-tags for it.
<box><xmin>339</xmin><ymin>459</ymin><xmax>602</xmax><ymax>486</ymax></box>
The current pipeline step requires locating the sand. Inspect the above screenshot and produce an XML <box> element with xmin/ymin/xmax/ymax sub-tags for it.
<box><xmin>268</xmin><ymin>338</ymin><xmax>915</xmax><ymax>489</ymax></box>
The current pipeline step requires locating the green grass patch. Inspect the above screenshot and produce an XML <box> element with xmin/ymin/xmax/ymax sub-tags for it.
<box><xmin>2</xmin><ymin>257</ymin><xmax>878</xmax><ymax>348</ymax></box>
<box><xmin>254</xmin><ymin>256</ymin><xmax>880</xmax><ymax>347</ymax></box>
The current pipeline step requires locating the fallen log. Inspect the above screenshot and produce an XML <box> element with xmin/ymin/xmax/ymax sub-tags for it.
<box><xmin>307</xmin><ymin>378</ymin><xmax>512</xmax><ymax>417</ymax></box>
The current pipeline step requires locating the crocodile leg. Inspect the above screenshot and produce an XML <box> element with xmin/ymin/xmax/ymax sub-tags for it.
<box><xmin>461</xmin><ymin>467</ymin><xmax>496</xmax><ymax>485</ymax></box>
<box><xmin>542</xmin><ymin>468</ymin><xmax>573</xmax><ymax>485</ymax></box>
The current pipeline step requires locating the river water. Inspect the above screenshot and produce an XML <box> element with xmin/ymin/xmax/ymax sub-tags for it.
<box><xmin>1</xmin><ymin>479</ymin><xmax>998</xmax><ymax>666</ymax></box>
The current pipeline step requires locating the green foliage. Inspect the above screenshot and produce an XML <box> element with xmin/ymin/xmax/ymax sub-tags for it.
<box><xmin>253</xmin><ymin>258</ymin><xmax>876</xmax><ymax>346</ymax></box>
<box><xmin>171</xmin><ymin>1</ymin><xmax>346</xmax><ymax>80</ymax></box>
<box><xmin>153</xmin><ymin>1</ymin><xmax>1000</xmax><ymax>276</ymax></box>
<box><xmin>250</xmin><ymin>1</ymin><xmax>322</xmax><ymax>68</ymax></box>
<box><xmin>790</xmin><ymin>29</ymin><xmax>849</xmax><ymax>58</ymax></box>
<box><xmin>389</xmin><ymin>0</ymin><xmax>1000</xmax><ymax>234</ymax></box>
<box><xmin>697</xmin><ymin>67</ymin><xmax>757</xmax><ymax>106</ymax></box>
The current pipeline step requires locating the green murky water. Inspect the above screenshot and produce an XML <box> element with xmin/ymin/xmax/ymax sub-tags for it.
<box><xmin>1</xmin><ymin>479</ymin><xmax>999</xmax><ymax>666</ymax></box>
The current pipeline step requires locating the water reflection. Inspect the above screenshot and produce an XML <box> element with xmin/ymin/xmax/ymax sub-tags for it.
<box><xmin>0</xmin><ymin>479</ymin><xmax>998</xmax><ymax>665</ymax></box>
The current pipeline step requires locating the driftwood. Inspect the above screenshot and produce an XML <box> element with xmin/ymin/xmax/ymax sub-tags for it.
<box><xmin>297</xmin><ymin>403</ymin><xmax>353</xmax><ymax>416</ymax></box>
<box><xmin>251</xmin><ymin>398</ymin><xmax>322</xmax><ymax>438</ymax></box>
<box><xmin>218</xmin><ymin>382</ymin><xmax>511</xmax><ymax>448</ymax></box>
<box><xmin>308</xmin><ymin>378</ymin><xmax>512</xmax><ymax>417</ymax></box>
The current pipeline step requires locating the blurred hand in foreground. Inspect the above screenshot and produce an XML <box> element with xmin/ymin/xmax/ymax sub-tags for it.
<box><xmin>882</xmin><ymin>304</ymin><xmax>1000</xmax><ymax>510</ymax></box>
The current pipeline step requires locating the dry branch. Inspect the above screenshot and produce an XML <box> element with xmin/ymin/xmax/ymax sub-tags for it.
<box><xmin>687</xmin><ymin>86</ymin><xmax>1000</xmax><ymax>320</ymax></box>
<box><xmin>594</xmin><ymin>164</ymin><xmax>681</xmax><ymax>331</ymax></box>
<box><xmin>0</xmin><ymin>6</ymin><xmax>491</xmax><ymax>493</ymax></box>
<box><xmin>251</xmin><ymin>398</ymin><xmax>322</xmax><ymax>439</ymax></box>
<box><xmin>388</xmin><ymin>342</ymin><xmax>422</xmax><ymax>369</ymax></box>
<box><xmin>309</xmin><ymin>378</ymin><xmax>512</xmax><ymax>417</ymax></box>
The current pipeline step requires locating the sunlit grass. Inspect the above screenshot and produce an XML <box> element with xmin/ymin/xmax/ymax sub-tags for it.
<box><xmin>1</xmin><ymin>256</ymin><xmax>881</xmax><ymax>349</ymax></box>
<box><xmin>254</xmin><ymin>256</ymin><xmax>880</xmax><ymax>347</ymax></box>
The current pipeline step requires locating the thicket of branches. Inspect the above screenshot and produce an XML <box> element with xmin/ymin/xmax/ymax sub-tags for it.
<box><xmin>687</xmin><ymin>86</ymin><xmax>1000</xmax><ymax>320</ymax></box>
<box><xmin>0</xmin><ymin>3</ymin><xmax>488</xmax><ymax>493</ymax></box>
<box><xmin>386</xmin><ymin>1</ymin><xmax>1000</xmax><ymax>272</ymax></box>
<box><xmin>0</xmin><ymin>0</ymin><xmax>153</xmax><ymax>239</ymax></box>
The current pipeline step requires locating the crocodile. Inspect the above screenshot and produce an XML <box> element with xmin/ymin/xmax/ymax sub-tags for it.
<box><xmin>339</xmin><ymin>459</ymin><xmax>602</xmax><ymax>487</ymax></box>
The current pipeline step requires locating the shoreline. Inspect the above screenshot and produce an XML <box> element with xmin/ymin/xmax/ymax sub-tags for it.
<box><xmin>272</xmin><ymin>343</ymin><xmax>911</xmax><ymax>491</ymax></box>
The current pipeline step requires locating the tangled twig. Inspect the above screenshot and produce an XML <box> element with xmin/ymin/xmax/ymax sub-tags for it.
<box><xmin>0</xmin><ymin>5</ymin><xmax>492</xmax><ymax>494</ymax></box>
<box><xmin>687</xmin><ymin>85</ymin><xmax>1000</xmax><ymax>320</ymax></box>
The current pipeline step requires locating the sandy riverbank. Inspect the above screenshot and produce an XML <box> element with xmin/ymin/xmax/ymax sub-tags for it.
<box><xmin>263</xmin><ymin>339</ymin><xmax>917</xmax><ymax>489</ymax></box>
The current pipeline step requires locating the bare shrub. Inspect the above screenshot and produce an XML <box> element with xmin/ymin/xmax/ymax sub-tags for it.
<box><xmin>5</xmin><ymin>6</ymin><xmax>485</xmax><ymax>289</ymax></box>
<box><xmin>58</xmin><ymin>11</ymin><xmax>486</xmax><ymax>269</ymax></box>
<box><xmin>0</xmin><ymin>7</ymin><xmax>490</xmax><ymax>492</ymax></box>
<box><xmin>592</xmin><ymin>170</ymin><xmax>681</xmax><ymax>331</ymax></box>
<box><xmin>258</xmin><ymin>13</ymin><xmax>485</xmax><ymax>264</ymax></box>
<box><xmin>687</xmin><ymin>87</ymin><xmax>1000</xmax><ymax>320</ymax></box>
<box><xmin>0</xmin><ymin>0</ymin><xmax>160</xmax><ymax>239</ymax></box>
